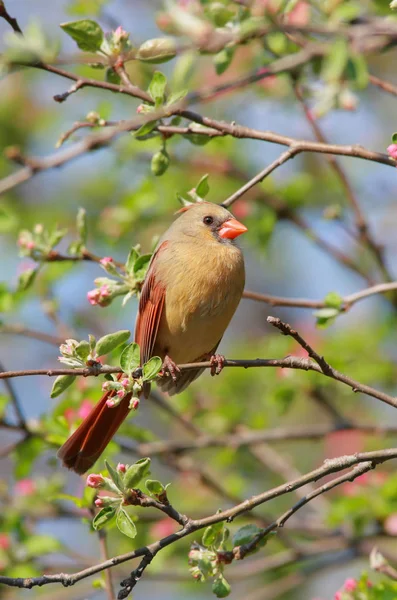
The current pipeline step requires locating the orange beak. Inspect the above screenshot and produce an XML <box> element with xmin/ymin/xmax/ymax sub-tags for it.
<box><xmin>218</xmin><ymin>218</ymin><xmax>248</xmax><ymax>240</ymax></box>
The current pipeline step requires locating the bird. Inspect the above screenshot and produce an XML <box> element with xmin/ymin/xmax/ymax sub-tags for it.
<box><xmin>57</xmin><ymin>201</ymin><xmax>247</xmax><ymax>474</ymax></box>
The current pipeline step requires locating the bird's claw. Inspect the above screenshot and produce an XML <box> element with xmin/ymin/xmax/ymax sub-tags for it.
<box><xmin>160</xmin><ymin>355</ymin><xmax>181</xmax><ymax>382</ymax></box>
<box><xmin>210</xmin><ymin>354</ymin><xmax>225</xmax><ymax>376</ymax></box>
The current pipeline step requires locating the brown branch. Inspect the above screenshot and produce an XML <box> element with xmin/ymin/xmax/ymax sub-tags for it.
<box><xmin>0</xmin><ymin>361</ymin><xmax>26</xmax><ymax>429</ymax></box>
<box><xmin>243</xmin><ymin>281</ymin><xmax>397</xmax><ymax>310</ymax></box>
<box><xmin>369</xmin><ymin>74</ymin><xmax>397</xmax><ymax>98</ymax></box>
<box><xmin>2</xmin><ymin>312</ymin><xmax>397</xmax><ymax>410</ymax></box>
<box><xmin>0</xmin><ymin>2</ymin><xmax>22</xmax><ymax>33</ymax></box>
<box><xmin>1</xmin><ymin>448</ymin><xmax>396</xmax><ymax>593</ymax></box>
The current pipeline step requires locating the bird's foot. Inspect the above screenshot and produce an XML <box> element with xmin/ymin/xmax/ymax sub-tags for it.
<box><xmin>210</xmin><ymin>354</ymin><xmax>225</xmax><ymax>376</ymax></box>
<box><xmin>160</xmin><ymin>355</ymin><xmax>181</xmax><ymax>382</ymax></box>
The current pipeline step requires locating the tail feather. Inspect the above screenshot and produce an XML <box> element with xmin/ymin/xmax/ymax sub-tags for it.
<box><xmin>57</xmin><ymin>383</ymin><xmax>131</xmax><ymax>474</ymax></box>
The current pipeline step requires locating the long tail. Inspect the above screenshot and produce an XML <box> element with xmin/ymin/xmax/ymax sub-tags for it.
<box><xmin>57</xmin><ymin>383</ymin><xmax>132</xmax><ymax>474</ymax></box>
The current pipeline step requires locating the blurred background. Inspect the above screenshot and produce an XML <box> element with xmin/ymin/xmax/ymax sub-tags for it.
<box><xmin>1</xmin><ymin>1</ymin><xmax>397</xmax><ymax>599</ymax></box>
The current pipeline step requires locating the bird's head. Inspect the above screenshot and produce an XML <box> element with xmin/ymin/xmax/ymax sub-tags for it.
<box><xmin>174</xmin><ymin>201</ymin><xmax>248</xmax><ymax>244</ymax></box>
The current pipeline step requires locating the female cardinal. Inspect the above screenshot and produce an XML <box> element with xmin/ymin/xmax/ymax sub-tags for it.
<box><xmin>58</xmin><ymin>202</ymin><xmax>247</xmax><ymax>473</ymax></box>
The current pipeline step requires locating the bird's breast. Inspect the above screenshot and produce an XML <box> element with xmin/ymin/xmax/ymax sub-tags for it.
<box><xmin>153</xmin><ymin>241</ymin><xmax>245</xmax><ymax>363</ymax></box>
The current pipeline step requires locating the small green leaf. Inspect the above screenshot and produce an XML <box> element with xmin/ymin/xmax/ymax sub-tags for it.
<box><xmin>76</xmin><ymin>207</ymin><xmax>87</xmax><ymax>245</ymax></box>
<box><xmin>392</xmin><ymin>132</ymin><xmax>397</xmax><ymax>144</ymax></box>
<box><xmin>324</xmin><ymin>291</ymin><xmax>343</xmax><ymax>309</ymax></box>
<box><xmin>314</xmin><ymin>307</ymin><xmax>339</xmax><ymax>328</ymax></box>
<box><xmin>116</xmin><ymin>507</ymin><xmax>137</xmax><ymax>538</ymax></box>
<box><xmin>148</xmin><ymin>71</ymin><xmax>167</xmax><ymax>103</ymax></box>
<box><xmin>17</xmin><ymin>269</ymin><xmax>37</xmax><ymax>292</ymax></box>
<box><xmin>60</xmin><ymin>19</ymin><xmax>104</xmax><ymax>52</ymax></box>
<box><xmin>13</xmin><ymin>437</ymin><xmax>44</xmax><ymax>479</ymax></box>
<box><xmin>120</xmin><ymin>342</ymin><xmax>140</xmax><ymax>374</ymax></box>
<box><xmin>50</xmin><ymin>375</ymin><xmax>76</xmax><ymax>398</ymax></box>
<box><xmin>96</xmin><ymin>330</ymin><xmax>130</xmax><ymax>357</ymax></box>
<box><xmin>213</xmin><ymin>47</ymin><xmax>234</xmax><ymax>75</ymax></box>
<box><xmin>196</xmin><ymin>174</ymin><xmax>210</xmax><ymax>198</ymax></box>
<box><xmin>143</xmin><ymin>356</ymin><xmax>162</xmax><ymax>381</ymax></box>
<box><xmin>92</xmin><ymin>506</ymin><xmax>116</xmax><ymax>531</ymax></box>
<box><xmin>232</xmin><ymin>524</ymin><xmax>262</xmax><ymax>547</ymax></box>
<box><xmin>124</xmin><ymin>457</ymin><xmax>151</xmax><ymax>489</ymax></box>
<box><xmin>105</xmin><ymin>460</ymin><xmax>124</xmax><ymax>492</ymax></box>
<box><xmin>145</xmin><ymin>479</ymin><xmax>165</xmax><ymax>496</ymax></box>
<box><xmin>125</xmin><ymin>247</ymin><xmax>139</xmax><ymax>274</ymax></box>
<box><xmin>321</xmin><ymin>38</ymin><xmax>349</xmax><ymax>83</ymax></box>
<box><xmin>0</xmin><ymin>394</ymin><xmax>9</xmax><ymax>419</ymax></box>
<box><xmin>212</xmin><ymin>575</ymin><xmax>231</xmax><ymax>598</ymax></box>
<box><xmin>133</xmin><ymin>254</ymin><xmax>152</xmax><ymax>279</ymax></box>
<box><xmin>135</xmin><ymin>120</ymin><xmax>158</xmax><ymax>139</ymax></box>
<box><xmin>202</xmin><ymin>522</ymin><xmax>224</xmax><ymax>547</ymax></box>
<box><xmin>75</xmin><ymin>340</ymin><xmax>90</xmax><ymax>361</ymax></box>
<box><xmin>105</xmin><ymin>67</ymin><xmax>121</xmax><ymax>85</ymax></box>
<box><xmin>167</xmin><ymin>89</ymin><xmax>187</xmax><ymax>106</ymax></box>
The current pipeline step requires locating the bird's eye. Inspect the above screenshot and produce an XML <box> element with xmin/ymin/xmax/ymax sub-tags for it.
<box><xmin>203</xmin><ymin>216</ymin><xmax>214</xmax><ymax>225</ymax></box>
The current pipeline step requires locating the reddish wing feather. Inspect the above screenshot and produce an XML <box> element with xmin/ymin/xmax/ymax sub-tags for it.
<box><xmin>134</xmin><ymin>242</ymin><xmax>168</xmax><ymax>364</ymax></box>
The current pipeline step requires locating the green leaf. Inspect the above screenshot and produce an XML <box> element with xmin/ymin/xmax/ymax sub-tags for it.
<box><xmin>392</xmin><ymin>132</ymin><xmax>397</xmax><ymax>144</ymax></box>
<box><xmin>324</xmin><ymin>291</ymin><xmax>343</xmax><ymax>309</ymax></box>
<box><xmin>145</xmin><ymin>479</ymin><xmax>165</xmax><ymax>497</ymax></box>
<box><xmin>135</xmin><ymin>120</ymin><xmax>158</xmax><ymax>139</ymax></box>
<box><xmin>105</xmin><ymin>460</ymin><xmax>124</xmax><ymax>492</ymax></box>
<box><xmin>142</xmin><ymin>356</ymin><xmax>162</xmax><ymax>381</ymax></box>
<box><xmin>314</xmin><ymin>307</ymin><xmax>339</xmax><ymax>328</ymax></box>
<box><xmin>76</xmin><ymin>207</ymin><xmax>87</xmax><ymax>245</ymax></box>
<box><xmin>167</xmin><ymin>89</ymin><xmax>188</xmax><ymax>106</ymax></box>
<box><xmin>212</xmin><ymin>575</ymin><xmax>231</xmax><ymax>598</ymax></box>
<box><xmin>75</xmin><ymin>340</ymin><xmax>90</xmax><ymax>361</ymax></box>
<box><xmin>137</xmin><ymin>38</ymin><xmax>176</xmax><ymax>64</ymax></box>
<box><xmin>202</xmin><ymin>522</ymin><xmax>224</xmax><ymax>547</ymax></box>
<box><xmin>92</xmin><ymin>506</ymin><xmax>116</xmax><ymax>530</ymax></box>
<box><xmin>120</xmin><ymin>342</ymin><xmax>140</xmax><ymax>375</ymax></box>
<box><xmin>50</xmin><ymin>375</ymin><xmax>76</xmax><ymax>398</ymax></box>
<box><xmin>213</xmin><ymin>47</ymin><xmax>234</xmax><ymax>75</ymax></box>
<box><xmin>124</xmin><ymin>457</ymin><xmax>151</xmax><ymax>489</ymax></box>
<box><xmin>116</xmin><ymin>507</ymin><xmax>137</xmax><ymax>538</ymax></box>
<box><xmin>196</xmin><ymin>174</ymin><xmax>210</xmax><ymax>198</ymax></box>
<box><xmin>13</xmin><ymin>437</ymin><xmax>44</xmax><ymax>479</ymax></box>
<box><xmin>232</xmin><ymin>524</ymin><xmax>262</xmax><ymax>546</ymax></box>
<box><xmin>148</xmin><ymin>71</ymin><xmax>167</xmax><ymax>103</ymax></box>
<box><xmin>60</xmin><ymin>19</ymin><xmax>104</xmax><ymax>52</ymax></box>
<box><xmin>321</xmin><ymin>38</ymin><xmax>349</xmax><ymax>83</ymax></box>
<box><xmin>133</xmin><ymin>254</ymin><xmax>152</xmax><ymax>279</ymax></box>
<box><xmin>105</xmin><ymin>67</ymin><xmax>121</xmax><ymax>85</ymax></box>
<box><xmin>96</xmin><ymin>330</ymin><xmax>130</xmax><ymax>357</ymax></box>
<box><xmin>125</xmin><ymin>247</ymin><xmax>139</xmax><ymax>274</ymax></box>
<box><xmin>17</xmin><ymin>269</ymin><xmax>37</xmax><ymax>292</ymax></box>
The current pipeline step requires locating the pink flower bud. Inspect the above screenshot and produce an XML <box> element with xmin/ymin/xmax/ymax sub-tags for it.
<box><xmin>116</xmin><ymin>389</ymin><xmax>125</xmax><ymax>399</ymax></box>
<box><xmin>100</xmin><ymin>256</ymin><xmax>114</xmax><ymax>266</ymax></box>
<box><xmin>117</xmin><ymin>463</ymin><xmax>126</xmax><ymax>473</ymax></box>
<box><xmin>334</xmin><ymin>593</ymin><xmax>342</xmax><ymax>600</ymax></box>
<box><xmin>86</xmin><ymin>474</ymin><xmax>105</xmax><ymax>488</ymax></box>
<box><xmin>95</xmin><ymin>498</ymin><xmax>104</xmax><ymax>507</ymax></box>
<box><xmin>121</xmin><ymin>378</ymin><xmax>130</xmax><ymax>388</ymax></box>
<box><xmin>130</xmin><ymin>398</ymin><xmax>140</xmax><ymax>410</ymax></box>
<box><xmin>344</xmin><ymin>579</ymin><xmax>357</xmax><ymax>592</ymax></box>
<box><xmin>387</xmin><ymin>144</ymin><xmax>397</xmax><ymax>160</ymax></box>
<box><xmin>87</xmin><ymin>289</ymin><xmax>100</xmax><ymax>306</ymax></box>
<box><xmin>26</xmin><ymin>241</ymin><xmax>35</xmax><ymax>250</ymax></box>
<box><xmin>77</xmin><ymin>399</ymin><xmax>92</xmax><ymax>420</ymax></box>
<box><xmin>136</xmin><ymin>104</ymin><xmax>144</xmax><ymax>113</ymax></box>
<box><xmin>106</xmin><ymin>398</ymin><xmax>116</xmax><ymax>408</ymax></box>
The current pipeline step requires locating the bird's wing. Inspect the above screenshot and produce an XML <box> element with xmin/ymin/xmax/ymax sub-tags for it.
<box><xmin>134</xmin><ymin>241</ymin><xmax>168</xmax><ymax>365</ymax></box>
